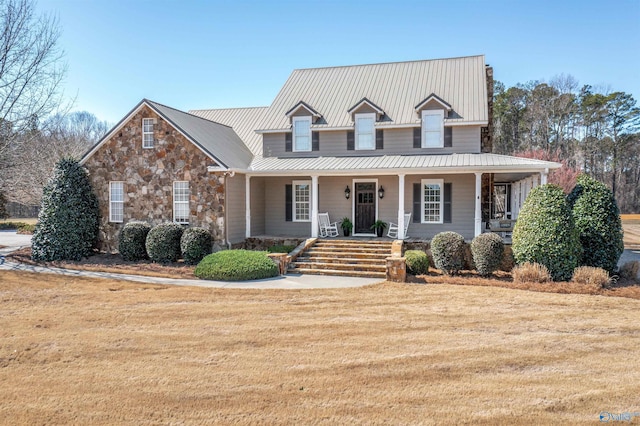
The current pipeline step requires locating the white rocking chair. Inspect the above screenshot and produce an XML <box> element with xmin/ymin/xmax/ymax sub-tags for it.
<box><xmin>318</xmin><ymin>212</ymin><xmax>339</xmax><ymax>238</ymax></box>
<box><xmin>387</xmin><ymin>212</ymin><xmax>412</xmax><ymax>239</ymax></box>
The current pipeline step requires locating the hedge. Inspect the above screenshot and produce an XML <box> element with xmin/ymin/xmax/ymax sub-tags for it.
<box><xmin>405</xmin><ymin>250</ymin><xmax>429</xmax><ymax>275</ymax></box>
<box><xmin>195</xmin><ymin>250</ymin><xmax>279</xmax><ymax>281</ymax></box>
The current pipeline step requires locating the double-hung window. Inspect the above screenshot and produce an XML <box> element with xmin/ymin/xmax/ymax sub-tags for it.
<box><xmin>421</xmin><ymin>179</ymin><xmax>443</xmax><ymax>224</ymax></box>
<box><xmin>293</xmin><ymin>116</ymin><xmax>311</xmax><ymax>152</ymax></box>
<box><xmin>292</xmin><ymin>180</ymin><xmax>311</xmax><ymax>222</ymax></box>
<box><xmin>109</xmin><ymin>181</ymin><xmax>124</xmax><ymax>223</ymax></box>
<box><xmin>142</xmin><ymin>118</ymin><xmax>155</xmax><ymax>148</ymax></box>
<box><xmin>173</xmin><ymin>181</ymin><xmax>190</xmax><ymax>224</ymax></box>
<box><xmin>421</xmin><ymin>110</ymin><xmax>444</xmax><ymax>148</ymax></box>
<box><xmin>355</xmin><ymin>113</ymin><xmax>375</xmax><ymax>150</ymax></box>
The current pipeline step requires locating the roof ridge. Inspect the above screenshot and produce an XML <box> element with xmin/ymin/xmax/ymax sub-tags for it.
<box><xmin>189</xmin><ymin>106</ymin><xmax>269</xmax><ymax>112</ymax></box>
<box><xmin>292</xmin><ymin>54</ymin><xmax>485</xmax><ymax>72</ymax></box>
<box><xmin>144</xmin><ymin>99</ymin><xmax>234</xmax><ymax>129</ymax></box>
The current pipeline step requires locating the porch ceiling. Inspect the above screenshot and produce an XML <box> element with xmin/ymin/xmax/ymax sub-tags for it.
<box><xmin>246</xmin><ymin>153</ymin><xmax>560</xmax><ymax>176</ymax></box>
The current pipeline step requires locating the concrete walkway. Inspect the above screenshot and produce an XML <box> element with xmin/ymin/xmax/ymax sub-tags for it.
<box><xmin>0</xmin><ymin>231</ymin><xmax>381</xmax><ymax>289</ymax></box>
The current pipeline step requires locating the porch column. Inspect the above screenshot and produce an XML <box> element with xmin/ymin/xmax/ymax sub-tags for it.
<box><xmin>245</xmin><ymin>176</ymin><xmax>251</xmax><ymax>238</ymax></box>
<box><xmin>474</xmin><ymin>172</ymin><xmax>482</xmax><ymax>237</ymax></box>
<box><xmin>397</xmin><ymin>173</ymin><xmax>406</xmax><ymax>239</ymax></box>
<box><xmin>311</xmin><ymin>175</ymin><xmax>319</xmax><ymax>238</ymax></box>
<box><xmin>540</xmin><ymin>168</ymin><xmax>549</xmax><ymax>185</ymax></box>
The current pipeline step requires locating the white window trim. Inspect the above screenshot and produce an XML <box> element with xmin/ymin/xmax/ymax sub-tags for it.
<box><xmin>355</xmin><ymin>112</ymin><xmax>376</xmax><ymax>150</ymax></box>
<box><xmin>109</xmin><ymin>181</ymin><xmax>124</xmax><ymax>223</ymax></box>
<box><xmin>421</xmin><ymin>178</ymin><xmax>444</xmax><ymax>224</ymax></box>
<box><xmin>173</xmin><ymin>181</ymin><xmax>190</xmax><ymax>224</ymax></box>
<box><xmin>421</xmin><ymin>110</ymin><xmax>444</xmax><ymax>148</ymax></box>
<box><xmin>292</xmin><ymin>116</ymin><xmax>312</xmax><ymax>152</ymax></box>
<box><xmin>292</xmin><ymin>180</ymin><xmax>312</xmax><ymax>222</ymax></box>
<box><xmin>142</xmin><ymin>118</ymin><xmax>155</xmax><ymax>149</ymax></box>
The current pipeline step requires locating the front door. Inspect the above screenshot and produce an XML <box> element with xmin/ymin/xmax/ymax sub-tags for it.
<box><xmin>355</xmin><ymin>182</ymin><xmax>376</xmax><ymax>234</ymax></box>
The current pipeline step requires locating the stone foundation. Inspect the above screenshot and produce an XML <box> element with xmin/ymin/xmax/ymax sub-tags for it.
<box><xmin>243</xmin><ymin>237</ymin><xmax>306</xmax><ymax>252</ymax></box>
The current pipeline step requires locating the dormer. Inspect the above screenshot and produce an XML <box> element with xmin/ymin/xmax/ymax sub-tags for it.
<box><xmin>348</xmin><ymin>98</ymin><xmax>385</xmax><ymax>151</ymax></box>
<box><xmin>414</xmin><ymin>93</ymin><xmax>452</xmax><ymax>149</ymax></box>
<box><xmin>284</xmin><ymin>101</ymin><xmax>322</xmax><ymax>152</ymax></box>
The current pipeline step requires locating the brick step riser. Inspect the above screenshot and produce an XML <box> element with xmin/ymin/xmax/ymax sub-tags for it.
<box><xmin>288</xmin><ymin>268</ymin><xmax>386</xmax><ymax>278</ymax></box>
<box><xmin>291</xmin><ymin>262</ymin><xmax>386</xmax><ymax>272</ymax></box>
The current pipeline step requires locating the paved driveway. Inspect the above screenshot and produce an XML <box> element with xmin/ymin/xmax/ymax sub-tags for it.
<box><xmin>0</xmin><ymin>230</ymin><xmax>32</xmax><ymax>256</ymax></box>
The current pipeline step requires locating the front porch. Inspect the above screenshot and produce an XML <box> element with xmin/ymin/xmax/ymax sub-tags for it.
<box><xmin>243</xmin><ymin>170</ymin><xmax>548</xmax><ymax>243</ymax></box>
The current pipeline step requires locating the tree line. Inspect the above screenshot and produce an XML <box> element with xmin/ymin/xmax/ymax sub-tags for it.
<box><xmin>493</xmin><ymin>75</ymin><xmax>640</xmax><ymax>212</ymax></box>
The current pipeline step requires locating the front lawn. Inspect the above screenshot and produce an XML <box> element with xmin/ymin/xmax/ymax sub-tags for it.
<box><xmin>0</xmin><ymin>271</ymin><xmax>638</xmax><ymax>424</ymax></box>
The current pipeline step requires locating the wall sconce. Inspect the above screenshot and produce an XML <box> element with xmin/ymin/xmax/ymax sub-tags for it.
<box><xmin>378</xmin><ymin>186</ymin><xmax>385</xmax><ymax>199</ymax></box>
<box><xmin>344</xmin><ymin>185</ymin><xmax>351</xmax><ymax>199</ymax></box>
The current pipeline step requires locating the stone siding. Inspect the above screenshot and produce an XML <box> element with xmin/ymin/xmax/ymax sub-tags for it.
<box><xmin>84</xmin><ymin>105</ymin><xmax>226</xmax><ymax>252</ymax></box>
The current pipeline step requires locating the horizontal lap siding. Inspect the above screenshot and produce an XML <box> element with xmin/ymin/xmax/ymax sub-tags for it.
<box><xmin>250</xmin><ymin>178</ymin><xmax>265</xmax><ymax>235</ymax></box>
<box><xmin>262</xmin><ymin>126</ymin><xmax>481</xmax><ymax>158</ymax></box>
<box><xmin>226</xmin><ymin>174</ymin><xmax>246</xmax><ymax>244</ymax></box>
<box><xmin>404</xmin><ymin>174</ymin><xmax>475</xmax><ymax>240</ymax></box>
<box><xmin>263</xmin><ymin>177</ymin><xmax>310</xmax><ymax>237</ymax></box>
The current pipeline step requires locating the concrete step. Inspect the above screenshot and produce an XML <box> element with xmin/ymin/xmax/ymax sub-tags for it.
<box><xmin>315</xmin><ymin>240</ymin><xmax>393</xmax><ymax>246</ymax></box>
<box><xmin>306</xmin><ymin>246</ymin><xmax>391</xmax><ymax>254</ymax></box>
<box><xmin>291</xmin><ymin>261</ymin><xmax>386</xmax><ymax>272</ymax></box>
<box><xmin>288</xmin><ymin>267</ymin><xmax>386</xmax><ymax>279</ymax></box>
<box><xmin>295</xmin><ymin>256</ymin><xmax>385</xmax><ymax>264</ymax></box>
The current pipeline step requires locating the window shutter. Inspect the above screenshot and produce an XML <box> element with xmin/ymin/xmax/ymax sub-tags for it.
<box><xmin>285</xmin><ymin>184</ymin><xmax>292</xmax><ymax>222</ymax></box>
<box><xmin>347</xmin><ymin>130</ymin><xmax>355</xmax><ymax>150</ymax></box>
<box><xmin>312</xmin><ymin>131</ymin><xmax>320</xmax><ymax>151</ymax></box>
<box><xmin>285</xmin><ymin>132</ymin><xmax>292</xmax><ymax>152</ymax></box>
<box><xmin>444</xmin><ymin>127</ymin><xmax>453</xmax><ymax>148</ymax></box>
<box><xmin>443</xmin><ymin>183</ymin><xmax>452</xmax><ymax>223</ymax></box>
<box><xmin>413</xmin><ymin>183</ymin><xmax>421</xmax><ymax>223</ymax></box>
<box><xmin>376</xmin><ymin>129</ymin><xmax>384</xmax><ymax>150</ymax></box>
<box><xmin>413</xmin><ymin>127</ymin><xmax>421</xmax><ymax>148</ymax></box>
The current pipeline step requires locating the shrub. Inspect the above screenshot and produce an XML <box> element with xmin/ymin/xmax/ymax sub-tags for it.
<box><xmin>145</xmin><ymin>223</ymin><xmax>184</xmax><ymax>263</ymax></box>
<box><xmin>571</xmin><ymin>266</ymin><xmax>612</xmax><ymax>289</ymax></box>
<box><xmin>31</xmin><ymin>158</ymin><xmax>100</xmax><ymax>261</ymax></box>
<box><xmin>619</xmin><ymin>261</ymin><xmax>640</xmax><ymax>282</ymax></box>
<box><xmin>119</xmin><ymin>222</ymin><xmax>151</xmax><ymax>261</ymax></box>
<box><xmin>405</xmin><ymin>250</ymin><xmax>429</xmax><ymax>275</ymax></box>
<box><xmin>567</xmin><ymin>174</ymin><xmax>624</xmax><ymax>274</ymax></box>
<box><xmin>470</xmin><ymin>233</ymin><xmax>504</xmax><ymax>276</ymax></box>
<box><xmin>180</xmin><ymin>227</ymin><xmax>212</xmax><ymax>265</ymax></box>
<box><xmin>267</xmin><ymin>244</ymin><xmax>295</xmax><ymax>254</ymax></box>
<box><xmin>431</xmin><ymin>232</ymin><xmax>466</xmax><ymax>275</ymax></box>
<box><xmin>0</xmin><ymin>221</ymin><xmax>28</xmax><ymax>231</ymax></box>
<box><xmin>195</xmin><ymin>250</ymin><xmax>279</xmax><ymax>281</ymax></box>
<box><xmin>512</xmin><ymin>184</ymin><xmax>581</xmax><ymax>281</ymax></box>
<box><xmin>500</xmin><ymin>246</ymin><xmax>515</xmax><ymax>272</ymax></box>
<box><xmin>512</xmin><ymin>262</ymin><xmax>551</xmax><ymax>283</ymax></box>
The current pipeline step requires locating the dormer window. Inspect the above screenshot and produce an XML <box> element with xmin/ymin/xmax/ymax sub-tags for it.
<box><xmin>421</xmin><ymin>110</ymin><xmax>444</xmax><ymax>148</ymax></box>
<box><xmin>142</xmin><ymin>118</ymin><xmax>155</xmax><ymax>148</ymax></box>
<box><xmin>292</xmin><ymin>116</ymin><xmax>311</xmax><ymax>152</ymax></box>
<box><xmin>355</xmin><ymin>113</ymin><xmax>375</xmax><ymax>150</ymax></box>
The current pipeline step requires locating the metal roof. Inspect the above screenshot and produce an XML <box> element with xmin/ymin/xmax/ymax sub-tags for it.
<box><xmin>189</xmin><ymin>106</ymin><xmax>267</xmax><ymax>156</ymax></box>
<box><xmin>145</xmin><ymin>100</ymin><xmax>253</xmax><ymax>169</ymax></box>
<box><xmin>257</xmin><ymin>55</ymin><xmax>488</xmax><ymax>131</ymax></box>
<box><xmin>247</xmin><ymin>153</ymin><xmax>560</xmax><ymax>175</ymax></box>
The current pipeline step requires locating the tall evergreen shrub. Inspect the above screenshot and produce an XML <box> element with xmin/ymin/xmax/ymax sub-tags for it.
<box><xmin>567</xmin><ymin>174</ymin><xmax>624</xmax><ymax>273</ymax></box>
<box><xmin>512</xmin><ymin>184</ymin><xmax>581</xmax><ymax>281</ymax></box>
<box><xmin>31</xmin><ymin>158</ymin><xmax>100</xmax><ymax>261</ymax></box>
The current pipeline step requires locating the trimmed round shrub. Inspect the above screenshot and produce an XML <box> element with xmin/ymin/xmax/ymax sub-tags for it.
<box><xmin>195</xmin><ymin>250</ymin><xmax>279</xmax><ymax>281</ymax></box>
<box><xmin>470</xmin><ymin>233</ymin><xmax>504</xmax><ymax>276</ymax></box>
<box><xmin>119</xmin><ymin>222</ymin><xmax>151</xmax><ymax>261</ymax></box>
<box><xmin>567</xmin><ymin>174</ymin><xmax>624</xmax><ymax>274</ymax></box>
<box><xmin>405</xmin><ymin>250</ymin><xmax>429</xmax><ymax>275</ymax></box>
<box><xmin>431</xmin><ymin>231</ymin><xmax>466</xmax><ymax>275</ymax></box>
<box><xmin>180</xmin><ymin>227</ymin><xmax>212</xmax><ymax>265</ymax></box>
<box><xmin>145</xmin><ymin>223</ymin><xmax>184</xmax><ymax>263</ymax></box>
<box><xmin>31</xmin><ymin>158</ymin><xmax>99</xmax><ymax>261</ymax></box>
<box><xmin>512</xmin><ymin>184</ymin><xmax>581</xmax><ymax>281</ymax></box>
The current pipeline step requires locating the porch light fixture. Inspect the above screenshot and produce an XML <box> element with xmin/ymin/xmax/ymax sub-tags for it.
<box><xmin>344</xmin><ymin>185</ymin><xmax>351</xmax><ymax>199</ymax></box>
<box><xmin>378</xmin><ymin>186</ymin><xmax>385</xmax><ymax>199</ymax></box>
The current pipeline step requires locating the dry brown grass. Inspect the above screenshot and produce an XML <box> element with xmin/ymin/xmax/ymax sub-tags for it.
<box><xmin>571</xmin><ymin>266</ymin><xmax>612</xmax><ymax>290</ymax></box>
<box><xmin>512</xmin><ymin>262</ymin><xmax>552</xmax><ymax>283</ymax></box>
<box><xmin>0</xmin><ymin>218</ymin><xmax>38</xmax><ymax>225</ymax></box>
<box><xmin>1</xmin><ymin>271</ymin><xmax>639</xmax><ymax>424</ymax></box>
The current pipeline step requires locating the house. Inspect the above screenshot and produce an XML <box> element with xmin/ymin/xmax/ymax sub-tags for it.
<box><xmin>80</xmin><ymin>55</ymin><xmax>560</xmax><ymax>253</ymax></box>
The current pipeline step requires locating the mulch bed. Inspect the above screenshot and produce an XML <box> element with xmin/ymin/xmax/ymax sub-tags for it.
<box><xmin>7</xmin><ymin>247</ymin><xmax>196</xmax><ymax>279</ymax></box>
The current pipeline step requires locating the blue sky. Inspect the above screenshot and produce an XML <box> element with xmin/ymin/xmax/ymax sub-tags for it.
<box><xmin>38</xmin><ymin>0</ymin><xmax>640</xmax><ymax>124</ymax></box>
